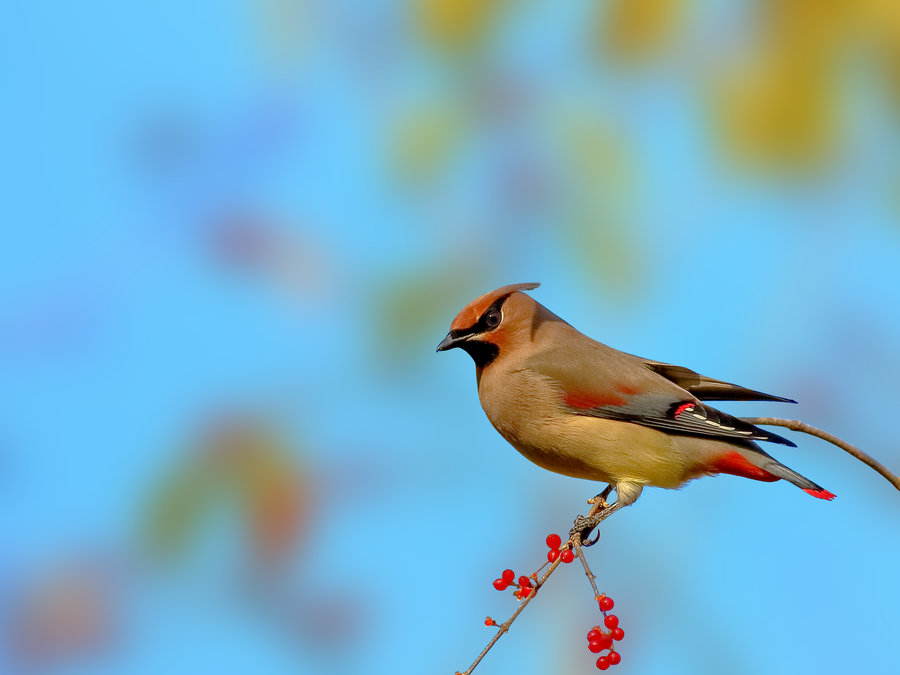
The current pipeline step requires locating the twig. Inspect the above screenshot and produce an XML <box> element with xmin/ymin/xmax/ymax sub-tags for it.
<box><xmin>457</xmin><ymin>494</ymin><xmax>619</xmax><ymax>675</ymax></box>
<box><xmin>457</xmin><ymin>556</ymin><xmax>565</xmax><ymax>675</ymax></box>
<box><xmin>741</xmin><ymin>417</ymin><xmax>900</xmax><ymax>492</ymax></box>
<box><xmin>457</xmin><ymin>418</ymin><xmax>895</xmax><ymax>674</ymax></box>
<box><xmin>569</xmin><ymin>497</ymin><xmax>604</xmax><ymax>601</ymax></box>
<box><xmin>573</xmin><ymin>542</ymin><xmax>601</xmax><ymax>601</ymax></box>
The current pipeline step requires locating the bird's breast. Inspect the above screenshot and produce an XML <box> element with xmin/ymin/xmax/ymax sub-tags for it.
<box><xmin>476</xmin><ymin>367</ymin><xmax>610</xmax><ymax>480</ymax></box>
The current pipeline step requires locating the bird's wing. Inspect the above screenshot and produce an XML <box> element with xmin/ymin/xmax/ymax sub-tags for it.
<box><xmin>642</xmin><ymin>360</ymin><xmax>796</xmax><ymax>403</ymax></box>
<box><xmin>584</xmin><ymin>395</ymin><xmax>797</xmax><ymax>447</ymax></box>
<box><xmin>525</xmin><ymin>338</ymin><xmax>796</xmax><ymax>447</ymax></box>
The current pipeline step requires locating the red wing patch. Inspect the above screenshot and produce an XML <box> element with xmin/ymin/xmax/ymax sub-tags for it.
<box><xmin>673</xmin><ymin>402</ymin><xmax>694</xmax><ymax>417</ymax></box>
<box><xmin>711</xmin><ymin>451</ymin><xmax>779</xmax><ymax>482</ymax></box>
<box><xmin>661</xmin><ymin>401</ymin><xmax>796</xmax><ymax>447</ymax></box>
<box><xmin>615</xmin><ymin>383</ymin><xmax>641</xmax><ymax>396</ymax></box>
<box><xmin>564</xmin><ymin>391</ymin><xmax>627</xmax><ymax>409</ymax></box>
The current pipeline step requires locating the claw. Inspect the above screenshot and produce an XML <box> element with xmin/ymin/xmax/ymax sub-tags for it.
<box><xmin>570</xmin><ymin>512</ymin><xmax>604</xmax><ymax>547</ymax></box>
<box><xmin>583</xmin><ymin>528</ymin><xmax>601</xmax><ymax>546</ymax></box>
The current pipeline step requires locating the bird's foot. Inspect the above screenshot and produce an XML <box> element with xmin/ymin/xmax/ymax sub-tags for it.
<box><xmin>586</xmin><ymin>484</ymin><xmax>614</xmax><ymax>510</ymax></box>
<box><xmin>587</xmin><ymin>493</ymin><xmax>610</xmax><ymax>510</ymax></box>
<box><xmin>570</xmin><ymin>512</ymin><xmax>605</xmax><ymax>547</ymax></box>
<box><xmin>571</xmin><ymin>490</ymin><xmax>619</xmax><ymax>546</ymax></box>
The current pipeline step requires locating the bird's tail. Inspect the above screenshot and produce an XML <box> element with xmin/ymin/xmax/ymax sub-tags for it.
<box><xmin>760</xmin><ymin>459</ymin><xmax>835</xmax><ymax>501</ymax></box>
<box><xmin>709</xmin><ymin>446</ymin><xmax>836</xmax><ymax>500</ymax></box>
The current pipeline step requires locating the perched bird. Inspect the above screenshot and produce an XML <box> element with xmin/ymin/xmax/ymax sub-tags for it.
<box><xmin>436</xmin><ymin>282</ymin><xmax>833</xmax><ymax>515</ymax></box>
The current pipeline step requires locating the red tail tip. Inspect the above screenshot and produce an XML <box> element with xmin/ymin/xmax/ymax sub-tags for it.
<box><xmin>803</xmin><ymin>488</ymin><xmax>836</xmax><ymax>501</ymax></box>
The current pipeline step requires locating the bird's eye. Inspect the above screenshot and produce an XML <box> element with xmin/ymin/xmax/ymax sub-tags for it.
<box><xmin>485</xmin><ymin>309</ymin><xmax>501</xmax><ymax>328</ymax></box>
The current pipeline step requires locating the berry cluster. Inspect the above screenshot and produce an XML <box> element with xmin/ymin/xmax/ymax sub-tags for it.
<box><xmin>484</xmin><ymin>533</ymin><xmax>625</xmax><ymax>673</ymax></box>
<box><xmin>586</xmin><ymin>596</ymin><xmax>624</xmax><ymax>670</ymax></box>
<box><xmin>492</xmin><ymin>568</ymin><xmax>535</xmax><ymax>599</ymax></box>
<box><xmin>544</xmin><ymin>533</ymin><xmax>575</xmax><ymax>564</ymax></box>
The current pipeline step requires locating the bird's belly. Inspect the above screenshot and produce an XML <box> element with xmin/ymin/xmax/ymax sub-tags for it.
<box><xmin>479</xmin><ymin>380</ymin><xmax>700</xmax><ymax>488</ymax></box>
<box><xmin>519</xmin><ymin>419</ymin><xmax>695</xmax><ymax>487</ymax></box>
<box><xmin>477</xmin><ymin>367</ymin><xmax>711</xmax><ymax>489</ymax></box>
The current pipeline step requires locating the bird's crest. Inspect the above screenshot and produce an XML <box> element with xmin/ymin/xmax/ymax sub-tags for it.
<box><xmin>449</xmin><ymin>282</ymin><xmax>540</xmax><ymax>331</ymax></box>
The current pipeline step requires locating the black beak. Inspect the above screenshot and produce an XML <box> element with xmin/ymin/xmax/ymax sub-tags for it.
<box><xmin>436</xmin><ymin>332</ymin><xmax>466</xmax><ymax>352</ymax></box>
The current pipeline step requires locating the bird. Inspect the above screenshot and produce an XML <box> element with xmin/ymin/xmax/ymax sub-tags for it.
<box><xmin>436</xmin><ymin>282</ymin><xmax>833</xmax><ymax>520</ymax></box>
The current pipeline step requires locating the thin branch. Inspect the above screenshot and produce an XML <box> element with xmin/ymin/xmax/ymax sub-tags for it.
<box><xmin>457</xmin><ymin>417</ymin><xmax>895</xmax><ymax>674</ymax></box>
<box><xmin>571</xmin><ymin>498</ymin><xmax>604</xmax><ymax>600</ymax></box>
<box><xmin>741</xmin><ymin>416</ymin><xmax>900</xmax><ymax>492</ymax></box>
<box><xmin>457</xmin><ymin>496</ymin><xmax>618</xmax><ymax>675</ymax></box>
<box><xmin>574</xmin><ymin>540</ymin><xmax>601</xmax><ymax>600</ymax></box>
<box><xmin>457</xmin><ymin>556</ymin><xmax>564</xmax><ymax>675</ymax></box>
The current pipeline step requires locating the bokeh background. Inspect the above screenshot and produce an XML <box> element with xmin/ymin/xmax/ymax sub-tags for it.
<box><xmin>2</xmin><ymin>0</ymin><xmax>899</xmax><ymax>673</ymax></box>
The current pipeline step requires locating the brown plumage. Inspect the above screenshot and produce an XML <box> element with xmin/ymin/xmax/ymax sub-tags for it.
<box><xmin>437</xmin><ymin>283</ymin><xmax>834</xmax><ymax>510</ymax></box>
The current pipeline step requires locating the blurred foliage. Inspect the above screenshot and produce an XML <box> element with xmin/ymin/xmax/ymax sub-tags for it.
<box><xmin>558</xmin><ymin>111</ymin><xmax>632</xmax><ymax>198</ymax></box>
<box><xmin>387</xmin><ymin>105</ymin><xmax>463</xmax><ymax>189</ymax></box>
<box><xmin>256</xmin><ymin>0</ymin><xmax>316</xmax><ymax>66</ymax></box>
<box><xmin>715</xmin><ymin>54</ymin><xmax>838</xmax><ymax>170</ymax></box>
<box><xmin>372</xmin><ymin>256</ymin><xmax>490</xmax><ymax>370</ymax></box>
<box><xmin>557</xmin><ymin>108</ymin><xmax>642</xmax><ymax>296</ymax></box>
<box><xmin>562</xmin><ymin>210</ymin><xmax>641</xmax><ymax>298</ymax></box>
<box><xmin>412</xmin><ymin>0</ymin><xmax>515</xmax><ymax>56</ymax></box>
<box><xmin>5</xmin><ymin>558</ymin><xmax>118</xmax><ymax>671</ymax></box>
<box><xmin>205</xmin><ymin>211</ymin><xmax>335</xmax><ymax>307</ymax></box>
<box><xmin>596</xmin><ymin>0</ymin><xmax>688</xmax><ymax>63</ymax></box>
<box><xmin>395</xmin><ymin>0</ymin><xmax>900</xmax><ymax>193</ymax></box>
<box><xmin>144</xmin><ymin>418</ymin><xmax>309</xmax><ymax>570</ymax></box>
<box><xmin>711</xmin><ymin>0</ymin><xmax>846</xmax><ymax>170</ymax></box>
<box><xmin>712</xmin><ymin>0</ymin><xmax>900</xmax><ymax>170</ymax></box>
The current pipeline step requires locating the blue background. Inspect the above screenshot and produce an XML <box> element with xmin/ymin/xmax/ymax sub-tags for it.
<box><xmin>2</xmin><ymin>1</ymin><xmax>899</xmax><ymax>673</ymax></box>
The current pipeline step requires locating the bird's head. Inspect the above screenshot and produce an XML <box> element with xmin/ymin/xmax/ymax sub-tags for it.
<box><xmin>436</xmin><ymin>282</ymin><xmax>541</xmax><ymax>368</ymax></box>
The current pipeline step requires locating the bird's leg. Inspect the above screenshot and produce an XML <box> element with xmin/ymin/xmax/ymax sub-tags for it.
<box><xmin>587</xmin><ymin>485</ymin><xmax>614</xmax><ymax>510</ymax></box>
<box><xmin>570</xmin><ymin>485</ymin><xmax>620</xmax><ymax>547</ymax></box>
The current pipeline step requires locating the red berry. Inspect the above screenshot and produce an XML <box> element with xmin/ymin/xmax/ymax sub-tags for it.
<box><xmin>518</xmin><ymin>575</ymin><xmax>532</xmax><ymax>588</ymax></box>
<box><xmin>595</xmin><ymin>633</ymin><xmax>612</xmax><ymax>649</ymax></box>
<box><xmin>598</xmin><ymin>596</ymin><xmax>614</xmax><ymax>611</ymax></box>
<box><xmin>492</xmin><ymin>578</ymin><xmax>508</xmax><ymax>591</ymax></box>
<box><xmin>608</xmin><ymin>651</ymin><xmax>621</xmax><ymax>665</ymax></box>
<box><xmin>501</xmin><ymin>569</ymin><xmax>515</xmax><ymax>583</ymax></box>
<box><xmin>596</xmin><ymin>656</ymin><xmax>610</xmax><ymax>670</ymax></box>
<box><xmin>611</xmin><ymin>627</ymin><xmax>625</xmax><ymax>641</ymax></box>
<box><xmin>547</xmin><ymin>549</ymin><xmax>560</xmax><ymax>563</ymax></box>
<box><xmin>604</xmin><ymin>614</ymin><xmax>619</xmax><ymax>629</ymax></box>
<box><xmin>560</xmin><ymin>549</ymin><xmax>575</xmax><ymax>563</ymax></box>
<box><xmin>586</xmin><ymin>628</ymin><xmax>602</xmax><ymax>642</ymax></box>
<box><xmin>546</xmin><ymin>533</ymin><xmax>562</xmax><ymax>549</ymax></box>
<box><xmin>588</xmin><ymin>640</ymin><xmax>605</xmax><ymax>653</ymax></box>
<box><xmin>485</xmin><ymin>617</ymin><xmax>497</xmax><ymax>627</ymax></box>
<box><xmin>520</xmin><ymin>586</ymin><xmax>532</xmax><ymax>598</ymax></box>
